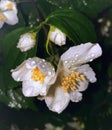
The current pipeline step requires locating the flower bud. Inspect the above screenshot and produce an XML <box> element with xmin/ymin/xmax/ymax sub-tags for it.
<box><xmin>49</xmin><ymin>26</ymin><xmax>66</xmax><ymax>46</ymax></box>
<box><xmin>17</xmin><ymin>32</ymin><xmax>36</xmax><ymax>52</ymax></box>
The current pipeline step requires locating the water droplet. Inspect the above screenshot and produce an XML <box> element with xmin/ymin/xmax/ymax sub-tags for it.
<box><xmin>48</xmin><ymin>71</ymin><xmax>52</xmax><ymax>75</ymax></box>
<box><xmin>84</xmin><ymin>72</ymin><xmax>87</xmax><ymax>74</ymax></box>
<box><xmin>75</xmin><ymin>54</ymin><xmax>78</xmax><ymax>57</ymax></box>
<box><xmin>42</xmin><ymin>59</ymin><xmax>45</xmax><ymax>62</ymax></box>
<box><xmin>10</xmin><ymin>69</ymin><xmax>14</xmax><ymax>72</ymax></box>
<box><xmin>17</xmin><ymin>77</ymin><xmax>20</xmax><ymax>81</ymax></box>
<box><xmin>52</xmin><ymin>68</ymin><xmax>55</xmax><ymax>72</ymax></box>
<box><xmin>90</xmin><ymin>58</ymin><xmax>93</xmax><ymax>62</ymax></box>
<box><xmin>90</xmin><ymin>78</ymin><xmax>93</xmax><ymax>82</ymax></box>
<box><xmin>64</xmin><ymin>60</ymin><xmax>68</xmax><ymax>64</ymax></box>
<box><xmin>31</xmin><ymin>61</ymin><xmax>36</xmax><ymax>66</ymax></box>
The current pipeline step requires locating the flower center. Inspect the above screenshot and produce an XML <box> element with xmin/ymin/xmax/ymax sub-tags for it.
<box><xmin>31</xmin><ymin>67</ymin><xmax>45</xmax><ymax>83</ymax></box>
<box><xmin>6</xmin><ymin>3</ymin><xmax>13</xmax><ymax>9</ymax></box>
<box><xmin>0</xmin><ymin>13</ymin><xmax>6</xmax><ymax>22</ymax></box>
<box><xmin>61</xmin><ymin>71</ymin><xmax>86</xmax><ymax>92</ymax></box>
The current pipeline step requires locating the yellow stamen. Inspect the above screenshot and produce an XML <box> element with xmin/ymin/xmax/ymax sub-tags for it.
<box><xmin>31</xmin><ymin>67</ymin><xmax>45</xmax><ymax>83</ymax></box>
<box><xmin>61</xmin><ymin>71</ymin><xmax>86</xmax><ymax>92</ymax></box>
<box><xmin>0</xmin><ymin>13</ymin><xmax>6</xmax><ymax>22</ymax></box>
<box><xmin>6</xmin><ymin>3</ymin><xmax>13</xmax><ymax>9</ymax></box>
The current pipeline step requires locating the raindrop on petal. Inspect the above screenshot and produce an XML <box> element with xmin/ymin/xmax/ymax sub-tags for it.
<box><xmin>64</xmin><ymin>60</ymin><xmax>68</xmax><ymax>64</ymax></box>
<box><xmin>89</xmin><ymin>58</ymin><xmax>93</xmax><ymax>62</ymax></box>
<box><xmin>42</xmin><ymin>59</ymin><xmax>45</xmax><ymax>62</ymax></box>
<box><xmin>75</xmin><ymin>54</ymin><xmax>79</xmax><ymax>57</ymax></box>
<box><xmin>84</xmin><ymin>71</ymin><xmax>87</xmax><ymax>74</ymax></box>
<box><xmin>48</xmin><ymin>71</ymin><xmax>52</xmax><ymax>75</ymax></box>
<box><xmin>17</xmin><ymin>77</ymin><xmax>20</xmax><ymax>81</ymax></box>
<box><xmin>31</xmin><ymin>61</ymin><xmax>36</xmax><ymax>66</ymax></box>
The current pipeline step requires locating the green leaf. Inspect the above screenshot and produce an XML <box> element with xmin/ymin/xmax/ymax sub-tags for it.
<box><xmin>38</xmin><ymin>0</ymin><xmax>112</xmax><ymax>19</ymax></box>
<box><xmin>46</xmin><ymin>9</ymin><xmax>97</xmax><ymax>44</ymax></box>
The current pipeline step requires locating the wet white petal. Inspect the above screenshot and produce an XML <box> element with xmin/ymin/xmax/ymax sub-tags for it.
<box><xmin>70</xmin><ymin>91</ymin><xmax>82</xmax><ymax>102</ymax></box>
<box><xmin>78</xmin><ymin>80</ymin><xmax>89</xmax><ymax>92</ymax></box>
<box><xmin>49</xmin><ymin>27</ymin><xmax>66</xmax><ymax>46</ymax></box>
<box><xmin>4</xmin><ymin>10</ymin><xmax>18</xmax><ymax>25</ymax></box>
<box><xmin>22</xmin><ymin>80</ymin><xmax>47</xmax><ymax>97</ymax></box>
<box><xmin>11</xmin><ymin>61</ymin><xmax>29</xmax><ymax>81</ymax></box>
<box><xmin>17</xmin><ymin>33</ymin><xmax>36</xmax><ymax>52</ymax></box>
<box><xmin>61</xmin><ymin>42</ymin><xmax>102</xmax><ymax>68</ymax></box>
<box><xmin>45</xmin><ymin>87</ymin><xmax>70</xmax><ymax>114</ymax></box>
<box><xmin>76</xmin><ymin>64</ymin><xmax>97</xmax><ymax>83</ymax></box>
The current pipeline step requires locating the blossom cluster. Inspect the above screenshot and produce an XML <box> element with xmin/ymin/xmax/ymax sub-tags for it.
<box><xmin>11</xmin><ymin>29</ymin><xmax>102</xmax><ymax>113</ymax></box>
<box><xmin>1</xmin><ymin>0</ymin><xmax>102</xmax><ymax>114</ymax></box>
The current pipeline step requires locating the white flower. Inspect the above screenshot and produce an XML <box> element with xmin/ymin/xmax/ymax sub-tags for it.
<box><xmin>11</xmin><ymin>57</ymin><xmax>56</xmax><ymax>97</ymax></box>
<box><xmin>49</xmin><ymin>26</ymin><xmax>66</xmax><ymax>46</ymax></box>
<box><xmin>44</xmin><ymin>42</ymin><xmax>102</xmax><ymax>113</ymax></box>
<box><xmin>17</xmin><ymin>32</ymin><xmax>36</xmax><ymax>52</ymax></box>
<box><xmin>0</xmin><ymin>0</ymin><xmax>17</xmax><ymax>13</ymax></box>
<box><xmin>0</xmin><ymin>0</ymin><xmax>18</xmax><ymax>28</ymax></box>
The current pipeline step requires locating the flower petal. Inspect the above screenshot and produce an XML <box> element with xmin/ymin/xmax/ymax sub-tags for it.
<box><xmin>61</xmin><ymin>42</ymin><xmax>102</xmax><ymax>68</ymax></box>
<box><xmin>4</xmin><ymin>10</ymin><xmax>18</xmax><ymax>25</ymax></box>
<box><xmin>76</xmin><ymin>64</ymin><xmax>97</xmax><ymax>83</ymax></box>
<box><xmin>49</xmin><ymin>27</ymin><xmax>66</xmax><ymax>46</ymax></box>
<box><xmin>78</xmin><ymin>80</ymin><xmax>89</xmax><ymax>92</ymax></box>
<box><xmin>70</xmin><ymin>90</ymin><xmax>82</xmax><ymax>102</ymax></box>
<box><xmin>11</xmin><ymin>61</ymin><xmax>29</xmax><ymax>81</ymax></box>
<box><xmin>22</xmin><ymin>80</ymin><xmax>47</xmax><ymax>97</ymax></box>
<box><xmin>45</xmin><ymin>87</ymin><xmax>70</xmax><ymax>114</ymax></box>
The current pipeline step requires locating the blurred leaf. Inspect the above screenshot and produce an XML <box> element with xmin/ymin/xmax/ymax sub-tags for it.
<box><xmin>46</xmin><ymin>9</ymin><xmax>97</xmax><ymax>44</ymax></box>
<box><xmin>38</xmin><ymin>0</ymin><xmax>112</xmax><ymax>19</ymax></box>
<box><xmin>38</xmin><ymin>0</ymin><xmax>57</xmax><ymax>18</ymax></box>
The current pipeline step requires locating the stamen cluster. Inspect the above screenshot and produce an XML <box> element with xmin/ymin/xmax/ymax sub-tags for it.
<box><xmin>61</xmin><ymin>71</ymin><xmax>86</xmax><ymax>92</ymax></box>
<box><xmin>31</xmin><ymin>67</ymin><xmax>45</xmax><ymax>83</ymax></box>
